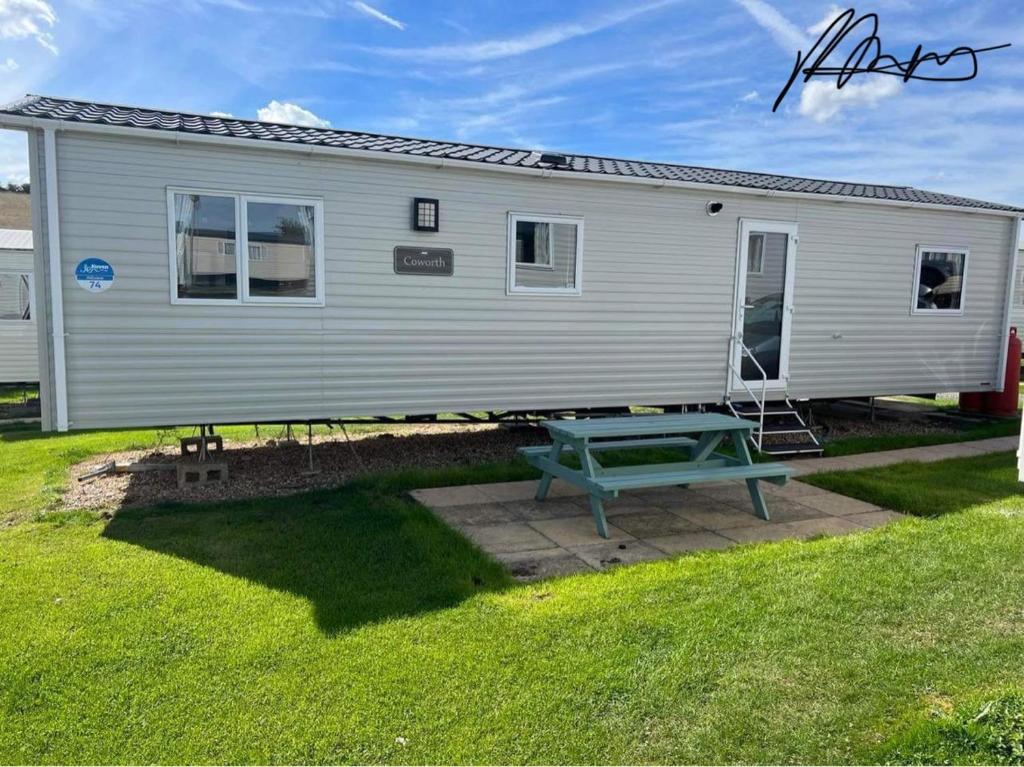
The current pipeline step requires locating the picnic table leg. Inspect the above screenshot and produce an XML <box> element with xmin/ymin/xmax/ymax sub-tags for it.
<box><xmin>576</xmin><ymin>440</ymin><xmax>610</xmax><ymax>539</ymax></box>
<box><xmin>731</xmin><ymin>429</ymin><xmax>770</xmax><ymax>521</ymax></box>
<box><xmin>676</xmin><ymin>430</ymin><xmax>726</xmax><ymax>488</ymax></box>
<box><xmin>534</xmin><ymin>438</ymin><xmax>564</xmax><ymax>501</ymax></box>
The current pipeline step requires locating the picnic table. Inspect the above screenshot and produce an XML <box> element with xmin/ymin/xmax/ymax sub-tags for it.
<box><xmin>518</xmin><ymin>413</ymin><xmax>793</xmax><ymax>538</ymax></box>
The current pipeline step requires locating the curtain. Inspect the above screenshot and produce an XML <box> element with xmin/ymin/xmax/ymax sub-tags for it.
<box><xmin>19</xmin><ymin>275</ymin><xmax>30</xmax><ymax>320</ymax></box>
<box><xmin>297</xmin><ymin>205</ymin><xmax>315</xmax><ymax>279</ymax></box>
<box><xmin>174</xmin><ymin>193</ymin><xmax>196</xmax><ymax>286</ymax></box>
<box><xmin>533</xmin><ymin>222</ymin><xmax>550</xmax><ymax>265</ymax></box>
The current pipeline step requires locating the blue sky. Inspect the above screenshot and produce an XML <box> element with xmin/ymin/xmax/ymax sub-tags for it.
<box><xmin>1</xmin><ymin>0</ymin><xmax>1023</xmax><ymax>207</ymax></box>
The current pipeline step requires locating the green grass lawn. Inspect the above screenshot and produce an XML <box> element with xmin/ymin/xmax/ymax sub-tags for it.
<box><xmin>2</xmin><ymin>421</ymin><xmax>1024</xmax><ymax>763</ymax></box>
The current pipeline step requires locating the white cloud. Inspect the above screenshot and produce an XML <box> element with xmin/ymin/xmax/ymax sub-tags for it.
<box><xmin>806</xmin><ymin>4</ymin><xmax>844</xmax><ymax>35</ymax></box>
<box><xmin>798</xmin><ymin>75</ymin><xmax>901</xmax><ymax>122</ymax></box>
<box><xmin>0</xmin><ymin>0</ymin><xmax>58</xmax><ymax>54</ymax></box>
<box><xmin>740</xmin><ymin>89</ymin><xmax>760</xmax><ymax>102</ymax></box>
<box><xmin>0</xmin><ymin>57</ymin><xmax>17</xmax><ymax>72</ymax></box>
<box><xmin>209</xmin><ymin>110</ymin><xmax>234</xmax><ymax>118</ymax></box>
<box><xmin>734</xmin><ymin>0</ymin><xmax>807</xmax><ymax>52</ymax></box>
<box><xmin>349</xmin><ymin>1</ymin><xmax>404</xmax><ymax>31</ymax></box>
<box><xmin>371</xmin><ymin>0</ymin><xmax>677</xmax><ymax>62</ymax></box>
<box><xmin>256</xmin><ymin>100</ymin><xmax>331</xmax><ymax>127</ymax></box>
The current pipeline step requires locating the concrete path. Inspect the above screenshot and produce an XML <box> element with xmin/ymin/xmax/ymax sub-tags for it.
<box><xmin>411</xmin><ymin>436</ymin><xmax>1017</xmax><ymax>581</ymax></box>
<box><xmin>786</xmin><ymin>435</ymin><xmax>1017</xmax><ymax>476</ymax></box>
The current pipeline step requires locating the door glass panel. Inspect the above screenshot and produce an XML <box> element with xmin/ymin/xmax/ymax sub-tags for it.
<box><xmin>742</xmin><ymin>231</ymin><xmax>788</xmax><ymax>380</ymax></box>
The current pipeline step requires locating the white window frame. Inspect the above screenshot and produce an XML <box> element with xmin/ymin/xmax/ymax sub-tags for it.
<box><xmin>506</xmin><ymin>212</ymin><xmax>584</xmax><ymax>296</ymax></box>
<box><xmin>167</xmin><ymin>187</ymin><xmax>325</xmax><ymax>307</ymax></box>
<box><xmin>911</xmin><ymin>244</ymin><xmax>968</xmax><ymax>316</ymax></box>
<box><xmin>0</xmin><ymin>271</ymin><xmax>34</xmax><ymax>323</ymax></box>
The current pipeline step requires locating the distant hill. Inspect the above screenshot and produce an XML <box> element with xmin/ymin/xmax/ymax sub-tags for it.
<box><xmin>0</xmin><ymin>192</ymin><xmax>30</xmax><ymax>230</ymax></box>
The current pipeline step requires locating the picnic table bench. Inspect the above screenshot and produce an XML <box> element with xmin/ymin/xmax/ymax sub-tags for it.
<box><xmin>517</xmin><ymin>413</ymin><xmax>793</xmax><ymax>538</ymax></box>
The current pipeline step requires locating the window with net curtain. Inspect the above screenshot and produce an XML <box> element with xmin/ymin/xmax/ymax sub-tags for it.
<box><xmin>172</xmin><ymin>192</ymin><xmax>318</xmax><ymax>303</ymax></box>
<box><xmin>509</xmin><ymin>213</ymin><xmax>582</xmax><ymax>293</ymax></box>
<box><xmin>0</xmin><ymin>273</ymin><xmax>31</xmax><ymax>320</ymax></box>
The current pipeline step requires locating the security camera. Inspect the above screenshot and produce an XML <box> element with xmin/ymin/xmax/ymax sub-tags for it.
<box><xmin>706</xmin><ymin>201</ymin><xmax>724</xmax><ymax>216</ymax></box>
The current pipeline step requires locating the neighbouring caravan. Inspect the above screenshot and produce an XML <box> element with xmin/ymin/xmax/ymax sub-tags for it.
<box><xmin>0</xmin><ymin>228</ymin><xmax>36</xmax><ymax>383</ymax></box>
<box><xmin>1</xmin><ymin>95</ymin><xmax>1022</xmax><ymax>450</ymax></box>
<box><xmin>1012</xmin><ymin>248</ymin><xmax>1024</xmax><ymax>334</ymax></box>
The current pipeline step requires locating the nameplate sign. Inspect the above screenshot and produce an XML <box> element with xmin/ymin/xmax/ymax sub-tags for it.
<box><xmin>394</xmin><ymin>247</ymin><xmax>454</xmax><ymax>276</ymax></box>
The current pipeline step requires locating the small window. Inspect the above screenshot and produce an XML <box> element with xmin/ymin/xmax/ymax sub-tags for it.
<box><xmin>747</xmin><ymin>233</ymin><xmax>765</xmax><ymax>274</ymax></box>
<box><xmin>0</xmin><ymin>273</ymin><xmax>31</xmax><ymax>321</ymax></box>
<box><xmin>169</xmin><ymin>189</ymin><xmax>324</xmax><ymax>305</ymax></box>
<box><xmin>507</xmin><ymin>212</ymin><xmax>583</xmax><ymax>295</ymax></box>
<box><xmin>913</xmin><ymin>245</ymin><xmax>968</xmax><ymax>314</ymax></box>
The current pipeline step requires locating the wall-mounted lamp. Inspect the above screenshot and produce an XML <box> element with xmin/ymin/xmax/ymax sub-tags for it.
<box><xmin>413</xmin><ymin>197</ymin><xmax>440</xmax><ymax>232</ymax></box>
<box><xmin>706</xmin><ymin>201</ymin><xmax>724</xmax><ymax>216</ymax></box>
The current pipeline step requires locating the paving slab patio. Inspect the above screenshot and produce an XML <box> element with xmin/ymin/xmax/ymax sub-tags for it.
<box><xmin>411</xmin><ymin>437</ymin><xmax>1014</xmax><ymax>581</ymax></box>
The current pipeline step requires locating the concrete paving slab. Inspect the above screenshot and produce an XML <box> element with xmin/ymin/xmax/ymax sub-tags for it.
<box><xmin>760</xmin><ymin>500</ymin><xmax>826</xmax><ymax>523</ymax></box>
<box><xmin>460</xmin><ymin>522</ymin><xmax>559</xmax><ymax>554</ymax></box>
<box><xmin>694</xmin><ymin>484</ymin><xmax>761</xmax><ymax>505</ymax></box>
<box><xmin>719</xmin><ymin>524</ymin><xmax>799</xmax><ymax>544</ymax></box>
<box><xmin>436</xmin><ymin>503</ymin><xmax>524</xmax><ymax>527</ymax></box>
<box><xmin>410</xmin><ymin>485</ymin><xmax>494</xmax><ymax>508</ymax></box>
<box><xmin>501</xmin><ymin>499</ymin><xmax>588</xmax><ymax>521</ymax></box>
<box><xmin>781</xmin><ymin>516</ymin><xmax>866</xmax><ymax>539</ymax></box>
<box><xmin>760</xmin><ymin>480</ymin><xmax>830</xmax><ymax>499</ymax></box>
<box><xmin>529</xmin><ymin>516</ymin><xmax>633</xmax><ymax>547</ymax></box>
<box><xmin>847</xmin><ymin>509</ymin><xmax>906</xmax><ymax>528</ymax></box>
<box><xmin>607</xmin><ymin>510</ymin><xmax>702</xmax><ymax>538</ymax></box>
<box><xmin>569</xmin><ymin>539</ymin><xmax>665</xmax><ymax>570</ymax></box>
<box><xmin>646</xmin><ymin>531</ymin><xmax>735</xmax><ymax>554</ymax></box>
<box><xmin>477</xmin><ymin>480</ymin><xmax>544</xmax><ymax>502</ymax></box>
<box><xmin>798</xmin><ymin>493</ymin><xmax>881</xmax><ymax>517</ymax></box>
<box><xmin>672</xmin><ymin>505</ymin><xmax>772</xmax><ymax>531</ymax></box>
<box><xmin>624</xmin><ymin>486</ymin><xmax>704</xmax><ymax>504</ymax></box>
<box><xmin>495</xmin><ymin>548</ymin><xmax>593</xmax><ymax>581</ymax></box>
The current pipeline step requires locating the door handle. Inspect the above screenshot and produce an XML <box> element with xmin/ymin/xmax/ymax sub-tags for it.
<box><xmin>743</xmin><ymin>304</ymin><xmax>755</xmax><ymax>309</ymax></box>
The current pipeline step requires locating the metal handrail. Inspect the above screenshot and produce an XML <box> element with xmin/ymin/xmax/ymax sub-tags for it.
<box><xmin>726</xmin><ymin>337</ymin><xmax>769</xmax><ymax>451</ymax></box>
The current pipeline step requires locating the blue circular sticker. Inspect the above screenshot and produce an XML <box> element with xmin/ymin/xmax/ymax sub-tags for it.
<box><xmin>74</xmin><ymin>258</ymin><xmax>115</xmax><ymax>293</ymax></box>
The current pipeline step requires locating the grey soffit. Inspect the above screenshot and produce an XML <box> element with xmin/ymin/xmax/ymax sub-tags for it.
<box><xmin>3</xmin><ymin>94</ymin><xmax>1022</xmax><ymax>214</ymax></box>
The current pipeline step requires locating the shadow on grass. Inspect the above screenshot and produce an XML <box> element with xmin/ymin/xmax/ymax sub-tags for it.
<box><xmin>101</xmin><ymin>480</ymin><xmax>515</xmax><ymax>635</ymax></box>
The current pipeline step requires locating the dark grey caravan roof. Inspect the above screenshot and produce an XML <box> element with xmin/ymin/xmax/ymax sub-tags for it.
<box><xmin>2</xmin><ymin>94</ymin><xmax>1022</xmax><ymax>214</ymax></box>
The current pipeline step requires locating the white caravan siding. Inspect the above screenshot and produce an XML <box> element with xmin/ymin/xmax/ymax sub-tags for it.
<box><xmin>34</xmin><ymin>130</ymin><xmax>1017</xmax><ymax>430</ymax></box>
<box><xmin>0</xmin><ymin>242</ymin><xmax>37</xmax><ymax>383</ymax></box>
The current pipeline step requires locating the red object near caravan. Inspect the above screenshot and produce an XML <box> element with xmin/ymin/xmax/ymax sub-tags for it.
<box><xmin>959</xmin><ymin>391</ymin><xmax>986</xmax><ymax>412</ymax></box>
<box><xmin>982</xmin><ymin>327</ymin><xmax>1021</xmax><ymax>416</ymax></box>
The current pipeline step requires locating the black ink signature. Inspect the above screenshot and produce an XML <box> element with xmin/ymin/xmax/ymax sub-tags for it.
<box><xmin>774</xmin><ymin>8</ymin><xmax>1011</xmax><ymax>112</ymax></box>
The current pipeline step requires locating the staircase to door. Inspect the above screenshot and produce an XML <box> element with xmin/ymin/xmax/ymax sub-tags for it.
<box><xmin>726</xmin><ymin>397</ymin><xmax>823</xmax><ymax>456</ymax></box>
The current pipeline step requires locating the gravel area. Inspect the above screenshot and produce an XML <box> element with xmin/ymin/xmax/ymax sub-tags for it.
<box><xmin>65</xmin><ymin>424</ymin><xmax>548</xmax><ymax>512</ymax></box>
<box><xmin>62</xmin><ymin>400</ymin><xmax>982</xmax><ymax>512</ymax></box>
<box><xmin>813</xmin><ymin>413</ymin><xmax>952</xmax><ymax>440</ymax></box>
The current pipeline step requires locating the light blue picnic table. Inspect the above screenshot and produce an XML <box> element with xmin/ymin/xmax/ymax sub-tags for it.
<box><xmin>518</xmin><ymin>413</ymin><xmax>793</xmax><ymax>538</ymax></box>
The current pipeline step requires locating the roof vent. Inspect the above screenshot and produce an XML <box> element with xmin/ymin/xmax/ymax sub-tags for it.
<box><xmin>538</xmin><ymin>152</ymin><xmax>570</xmax><ymax>168</ymax></box>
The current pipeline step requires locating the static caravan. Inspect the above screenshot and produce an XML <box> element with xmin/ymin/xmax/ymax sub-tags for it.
<box><xmin>0</xmin><ymin>228</ymin><xmax>36</xmax><ymax>384</ymax></box>
<box><xmin>1</xmin><ymin>95</ymin><xmax>1021</xmax><ymax>454</ymax></box>
<box><xmin>1012</xmin><ymin>249</ymin><xmax>1024</xmax><ymax>333</ymax></box>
